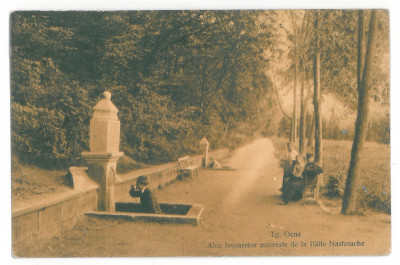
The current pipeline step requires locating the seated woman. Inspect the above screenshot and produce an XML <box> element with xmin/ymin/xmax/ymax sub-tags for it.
<box><xmin>129</xmin><ymin>175</ymin><xmax>161</xmax><ymax>214</ymax></box>
<box><xmin>280</xmin><ymin>142</ymin><xmax>299</xmax><ymax>190</ymax></box>
<box><xmin>280</xmin><ymin>155</ymin><xmax>306</xmax><ymax>204</ymax></box>
<box><xmin>280</xmin><ymin>154</ymin><xmax>323</xmax><ymax>205</ymax></box>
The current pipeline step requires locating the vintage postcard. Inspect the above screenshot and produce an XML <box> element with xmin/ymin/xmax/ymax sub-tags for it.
<box><xmin>10</xmin><ymin>9</ymin><xmax>391</xmax><ymax>258</ymax></box>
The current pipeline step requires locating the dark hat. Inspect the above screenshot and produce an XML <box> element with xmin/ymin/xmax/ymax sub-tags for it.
<box><xmin>306</xmin><ymin>153</ymin><xmax>314</xmax><ymax>159</ymax></box>
<box><xmin>136</xmin><ymin>175</ymin><xmax>149</xmax><ymax>185</ymax></box>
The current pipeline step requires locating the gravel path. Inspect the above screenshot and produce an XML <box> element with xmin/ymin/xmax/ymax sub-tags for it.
<box><xmin>17</xmin><ymin>138</ymin><xmax>390</xmax><ymax>257</ymax></box>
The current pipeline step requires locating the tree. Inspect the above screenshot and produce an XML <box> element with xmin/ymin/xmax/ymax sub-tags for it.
<box><xmin>313</xmin><ymin>11</ymin><xmax>323</xmax><ymax>165</ymax></box>
<box><xmin>297</xmin><ymin>11</ymin><xmax>312</xmax><ymax>154</ymax></box>
<box><xmin>288</xmin><ymin>11</ymin><xmax>299</xmax><ymax>145</ymax></box>
<box><xmin>341</xmin><ymin>10</ymin><xmax>379</xmax><ymax>214</ymax></box>
<box><xmin>11</xmin><ymin>11</ymin><xmax>278</xmax><ymax>166</ymax></box>
<box><xmin>299</xmin><ymin>69</ymin><xmax>307</xmax><ymax>153</ymax></box>
<box><xmin>306</xmin><ymin>112</ymin><xmax>315</xmax><ymax>147</ymax></box>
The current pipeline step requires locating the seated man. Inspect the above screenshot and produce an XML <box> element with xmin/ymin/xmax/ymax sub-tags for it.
<box><xmin>209</xmin><ymin>157</ymin><xmax>222</xmax><ymax>169</ymax></box>
<box><xmin>302</xmin><ymin>153</ymin><xmax>323</xmax><ymax>186</ymax></box>
<box><xmin>129</xmin><ymin>175</ymin><xmax>161</xmax><ymax>214</ymax></box>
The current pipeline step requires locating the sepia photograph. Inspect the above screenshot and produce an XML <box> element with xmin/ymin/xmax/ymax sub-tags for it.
<box><xmin>7</xmin><ymin>3</ymin><xmax>394</xmax><ymax>260</ymax></box>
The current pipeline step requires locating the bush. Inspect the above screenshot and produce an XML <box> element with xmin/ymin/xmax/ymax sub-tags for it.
<box><xmin>11</xmin><ymin>102</ymin><xmax>68</xmax><ymax>168</ymax></box>
<box><xmin>116</xmin><ymin>155</ymin><xmax>146</xmax><ymax>174</ymax></box>
<box><xmin>364</xmin><ymin>193</ymin><xmax>391</xmax><ymax>214</ymax></box>
<box><xmin>324</xmin><ymin>174</ymin><xmax>345</xmax><ymax>198</ymax></box>
<box><xmin>358</xmin><ymin>175</ymin><xmax>391</xmax><ymax>214</ymax></box>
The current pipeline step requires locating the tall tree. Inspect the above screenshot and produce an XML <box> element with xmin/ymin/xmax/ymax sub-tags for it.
<box><xmin>289</xmin><ymin>11</ymin><xmax>298</xmax><ymax>144</ymax></box>
<box><xmin>313</xmin><ymin>11</ymin><xmax>323</xmax><ymax>165</ymax></box>
<box><xmin>297</xmin><ymin>11</ymin><xmax>312</xmax><ymax>154</ymax></box>
<box><xmin>342</xmin><ymin>10</ymin><xmax>378</xmax><ymax>214</ymax></box>
<box><xmin>299</xmin><ymin>69</ymin><xmax>306</xmax><ymax>153</ymax></box>
<box><xmin>306</xmin><ymin>112</ymin><xmax>315</xmax><ymax>147</ymax></box>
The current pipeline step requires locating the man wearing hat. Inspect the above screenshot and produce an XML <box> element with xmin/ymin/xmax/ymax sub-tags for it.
<box><xmin>302</xmin><ymin>153</ymin><xmax>323</xmax><ymax>188</ymax></box>
<box><xmin>129</xmin><ymin>175</ymin><xmax>161</xmax><ymax>214</ymax></box>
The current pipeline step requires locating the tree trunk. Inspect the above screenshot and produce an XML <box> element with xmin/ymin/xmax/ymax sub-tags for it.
<box><xmin>299</xmin><ymin>68</ymin><xmax>306</xmax><ymax>154</ymax></box>
<box><xmin>357</xmin><ymin>10</ymin><xmax>366</xmax><ymax>89</ymax></box>
<box><xmin>271</xmin><ymin>50</ymin><xmax>291</xmax><ymax>119</ymax></box>
<box><xmin>307</xmin><ymin>112</ymin><xmax>315</xmax><ymax>147</ymax></box>
<box><xmin>342</xmin><ymin>10</ymin><xmax>377</xmax><ymax>215</ymax></box>
<box><xmin>291</xmin><ymin>61</ymin><xmax>297</xmax><ymax>144</ymax></box>
<box><xmin>290</xmin><ymin>11</ymin><xmax>298</xmax><ymax>145</ymax></box>
<box><xmin>313</xmin><ymin>11</ymin><xmax>322</xmax><ymax>165</ymax></box>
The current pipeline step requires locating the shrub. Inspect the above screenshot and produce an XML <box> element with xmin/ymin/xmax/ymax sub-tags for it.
<box><xmin>324</xmin><ymin>174</ymin><xmax>345</xmax><ymax>198</ymax></box>
<box><xmin>368</xmin><ymin>193</ymin><xmax>391</xmax><ymax>214</ymax></box>
<box><xmin>11</xmin><ymin>102</ymin><xmax>68</xmax><ymax>168</ymax></box>
<box><xmin>116</xmin><ymin>155</ymin><xmax>146</xmax><ymax>174</ymax></box>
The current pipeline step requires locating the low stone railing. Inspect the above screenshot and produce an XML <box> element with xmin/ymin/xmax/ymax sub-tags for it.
<box><xmin>12</xmin><ymin>148</ymin><xmax>229</xmax><ymax>253</ymax></box>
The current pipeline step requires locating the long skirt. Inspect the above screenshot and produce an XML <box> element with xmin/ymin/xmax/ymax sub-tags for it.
<box><xmin>282</xmin><ymin>178</ymin><xmax>305</xmax><ymax>202</ymax></box>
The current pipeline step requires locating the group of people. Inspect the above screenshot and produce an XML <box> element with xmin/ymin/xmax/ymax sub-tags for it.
<box><xmin>279</xmin><ymin>142</ymin><xmax>323</xmax><ymax>205</ymax></box>
<box><xmin>128</xmin><ymin>142</ymin><xmax>322</xmax><ymax>213</ymax></box>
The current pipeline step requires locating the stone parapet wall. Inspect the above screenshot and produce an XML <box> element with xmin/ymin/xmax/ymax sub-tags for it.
<box><xmin>12</xmin><ymin>188</ymin><xmax>98</xmax><ymax>255</ymax></box>
<box><xmin>115</xmin><ymin>148</ymin><xmax>229</xmax><ymax>199</ymax></box>
<box><xmin>12</xmin><ymin>148</ymin><xmax>229</xmax><ymax>254</ymax></box>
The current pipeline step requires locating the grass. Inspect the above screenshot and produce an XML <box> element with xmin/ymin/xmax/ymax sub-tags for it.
<box><xmin>11</xmin><ymin>132</ymin><xmax>252</xmax><ymax>203</ymax></box>
<box><xmin>11</xmin><ymin>154</ymin><xmax>147</xmax><ymax>203</ymax></box>
<box><xmin>12</xmin><ymin>163</ymin><xmax>70</xmax><ymax>202</ymax></box>
<box><xmin>271</xmin><ymin>137</ymin><xmax>391</xmax><ymax>214</ymax></box>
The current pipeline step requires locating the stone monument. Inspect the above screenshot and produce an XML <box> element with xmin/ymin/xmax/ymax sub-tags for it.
<box><xmin>199</xmin><ymin>137</ymin><xmax>210</xmax><ymax>167</ymax></box>
<box><xmin>82</xmin><ymin>91</ymin><xmax>123</xmax><ymax>212</ymax></box>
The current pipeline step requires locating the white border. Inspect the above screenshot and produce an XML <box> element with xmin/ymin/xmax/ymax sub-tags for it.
<box><xmin>2</xmin><ymin>1</ymin><xmax>399</xmax><ymax>265</ymax></box>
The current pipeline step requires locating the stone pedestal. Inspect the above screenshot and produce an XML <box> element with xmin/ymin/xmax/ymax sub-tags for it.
<box><xmin>82</xmin><ymin>91</ymin><xmax>123</xmax><ymax>212</ymax></box>
<box><xmin>199</xmin><ymin>137</ymin><xmax>210</xmax><ymax>167</ymax></box>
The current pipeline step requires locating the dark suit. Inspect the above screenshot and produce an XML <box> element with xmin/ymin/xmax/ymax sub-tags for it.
<box><xmin>302</xmin><ymin>162</ymin><xmax>323</xmax><ymax>185</ymax></box>
<box><xmin>129</xmin><ymin>187</ymin><xmax>161</xmax><ymax>214</ymax></box>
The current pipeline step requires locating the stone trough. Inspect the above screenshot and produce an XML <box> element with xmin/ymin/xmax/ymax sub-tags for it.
<box><xmin>86</xmin><ymin>202</ymin><xmax>204</xmax><ymax>226</ymax></box>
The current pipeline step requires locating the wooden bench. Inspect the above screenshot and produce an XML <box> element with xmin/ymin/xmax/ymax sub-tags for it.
<box><xmin>303</xmin><ymin>173</ymin><xmax>320</xmax><ymax>201</ymax></box>
<box><xmin>178</xmin><ymin>156</ymin><xmax>199</xmax><ymax>180</ymax></box>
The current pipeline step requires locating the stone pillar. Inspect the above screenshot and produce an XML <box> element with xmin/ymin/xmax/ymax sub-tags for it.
<box><xmin>199</xmin><ymin>137</ymin><xmax>210</xmax><ymax>167</ymax></box>
<box><xmin>82</xmin><ymin>91</ymin><xmax>123</xmax><ymax>212</ymax></box>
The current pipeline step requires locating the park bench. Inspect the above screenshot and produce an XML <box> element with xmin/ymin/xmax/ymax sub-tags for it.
<box><xmin>178</xmin><ymin>156</ymin><xmax>199</xmax><ymax>180</ymax></box>
<box><xmin>303</xmin><ymin>173</ymin><xmax>320</xmax><ymax>201</ymax></box>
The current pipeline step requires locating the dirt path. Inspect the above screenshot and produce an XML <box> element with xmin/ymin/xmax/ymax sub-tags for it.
<box><xmin>223</xmin><ymin>138</ymin><xmax>280</xmax><ymax>206</ymax></box>
<box><xmin>21</xmin><ymin>138</ymin><xmax>390</xmax><ymax>257</ymax></box>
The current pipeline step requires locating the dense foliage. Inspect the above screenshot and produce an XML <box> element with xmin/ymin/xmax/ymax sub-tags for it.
<box><xmin>11</xmin><ymin>11</ymin><xmax>278</xmax><ymax>168</ymax></box>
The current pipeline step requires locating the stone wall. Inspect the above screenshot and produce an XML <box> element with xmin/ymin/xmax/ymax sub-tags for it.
<box><xmin>115</xmin><ymin>148</ymin><xmax>229</xmax><ymax>199</ymax></box>
<box><xmin>12</xmin><ymin>148</ymin><xmax>229</xmax><ymax>254</ymax></box>
<box><xmin>12</xmin><ymin>188</ymin><xmax>98</xmax><ymax>255</ymax></box>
